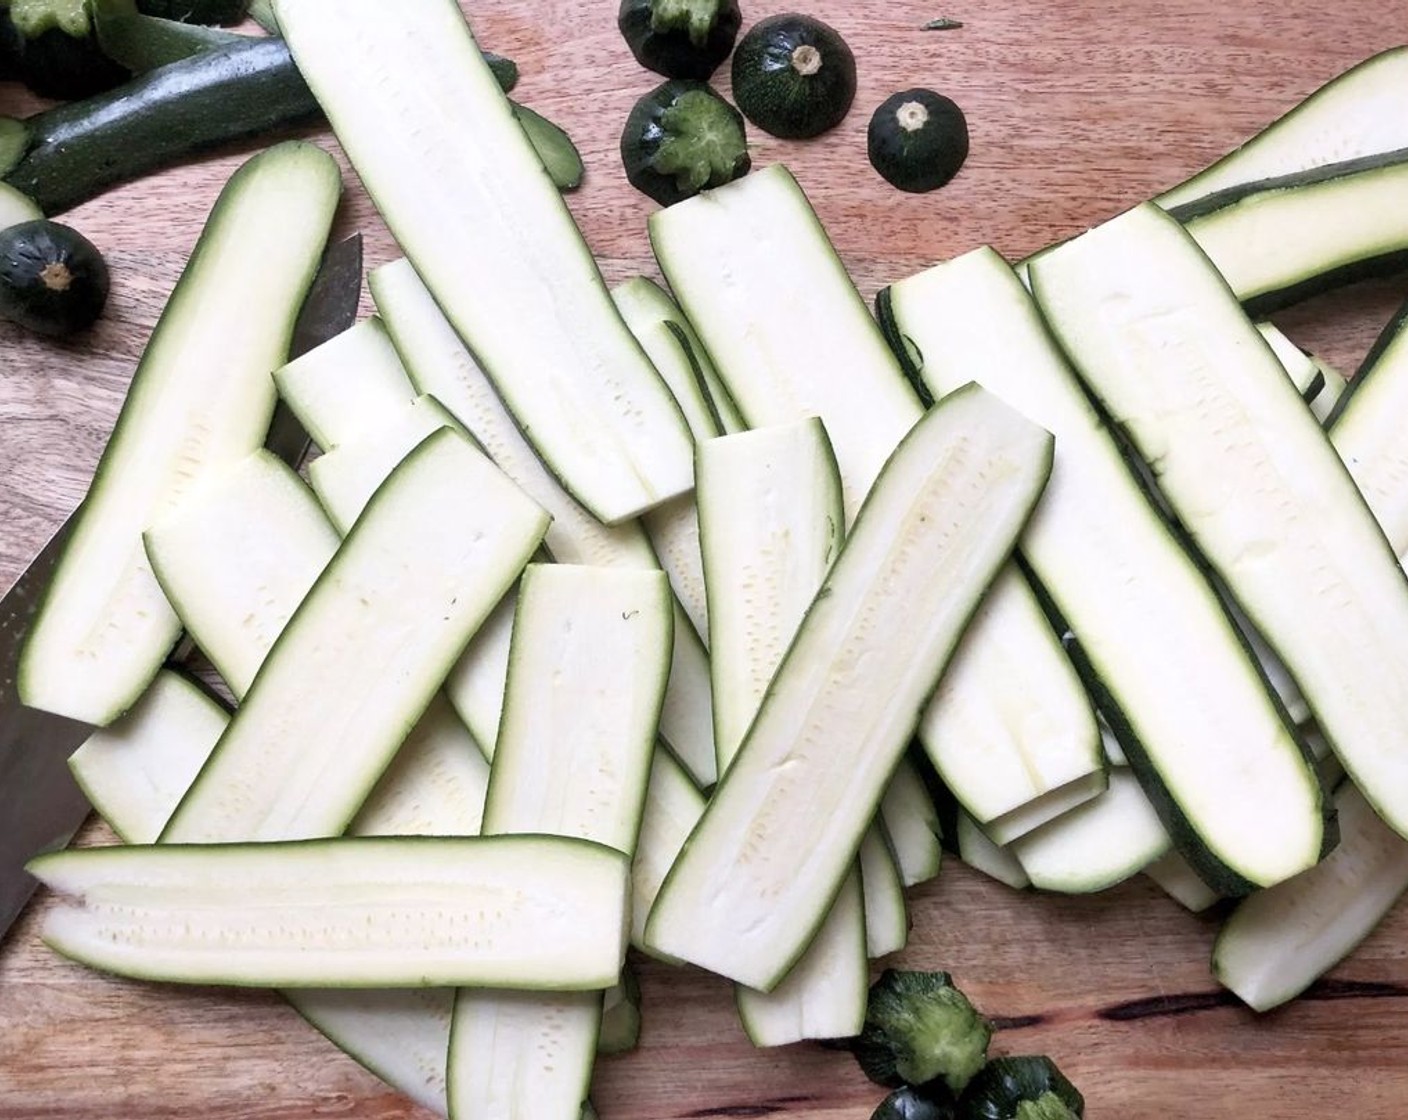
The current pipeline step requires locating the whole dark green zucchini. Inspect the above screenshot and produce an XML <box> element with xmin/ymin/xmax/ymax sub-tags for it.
<box><xmin>3</xmin><ymin>37</ymin><xmax>560</xmax><ymax>214</ymax></box>
<box><xmin>4</xmin><ymin>37</ymin><xmax>316</xmax><ymax>214</ymax></box>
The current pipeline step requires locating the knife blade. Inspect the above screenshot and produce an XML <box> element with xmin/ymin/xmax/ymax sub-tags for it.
<box><xmin>0</xmin><ymin>233</ymin><xmax>363</xmax><ymax>944</ymax></box>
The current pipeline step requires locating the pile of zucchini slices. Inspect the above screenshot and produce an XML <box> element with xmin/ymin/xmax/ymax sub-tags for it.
<box><xmin>12</xmin><ymin>2</ymin><xmax>1408</xmax><ymax>1117</ymax></box>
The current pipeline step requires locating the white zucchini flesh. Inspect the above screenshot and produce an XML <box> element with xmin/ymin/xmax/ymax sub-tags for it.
<box><xmin>31</xmin><ymin>836</ymin><xmax>630</xmax><ymax>989</ymax></box>
<box><xmin>309</xmin><ymin>395</ymin><xmax>461</xmax><ymax>534</ymax></box>
<box><xmin>277</xmin><ymin>0</ymin><xmax>694</xmax><ymax>524</ymax></box>
<box><xmin>1010</xmin><ymin>769</ymin><xmax>1172</xmax><ymax>894</ymax></box>
<box><xmin>613</xmin><ymin>278</ymin><xmax>724</xmax><ymax>442</ymax></box>
<box><xmin>1332</xmin><ymin>300</ymin><xmax>1408</xmax><ymax>554</ymax></box>
<box><xmin>146</xmin><ymin>449</ymin><xmax>340</xmax><ymax>697</ymax></box>
<box><xmin>450</xmin><ymin>565</ymin><xmax>669</xmax><ymax>1120</ymax></box>
<box><xmin>146</xmin><ymin>448</ymin><xmax>492</xmax><ymax>840</ymax></box>
<box><xmin>631</xmin><ymin>752</ymin><xmax>706</xmax><ymax>958</ymax></box>
<box><xmin>369</xmin><ymin>258</ymin><xmax>718</xmax><ymax>788</ymax></box>
<box><xmin>67</xmin><ymin>672</ymin><xmax>228</xmax><ymax>844</ymax></box>
<box><xmin>1173</xmin><ymin>152</ymin><xmax>1408</xmax><ymax>314</ymax></box>
<box><xmin>888</xmin><ymin>245</ymin><xmax>1325</xmax><ymax>893</ymax></box>
<box><xmin>1311</xmin><ymin>356</ymin><xmax>1349</xmax><ymax>422</ymax></box>
<box><xmin>698</xmin><ymin>419</ymin><xmax>843</xmax><ymax>773</ymax></box>
<box><xmin>1034</xmin><ymin>203</ymin><xmax>1408</xmax><ymax>845</ymax></box>
<box><xmin>135</xmin><ymin>450</ymin><xmax>493</xmax><ymax>1110</ymax></box>
<box><xmin>612</xmin><ymin>293</ymin><xmax>720</xmax><ymax>646</ymax></box>
<box><xmin>645</xmin><ymin>386</ymin><xmax>1053</xmax><ymax>990</ymax></box>
<box><xmin>642</xmin><ymin>495</ymin><xmax>710</xmax><ymax>650</ymax></box>
<box><xmin>481</xmin><ymin>565</ymin><xmax>671</xmax><ymax>855</ymax></box>
<box><xmin>697</xmin><ymin>418</ymin><xmax>869</xmax><ymax>1044</ymax></box>
<box><xmin>880</xmin><ymin>759</ymin><xmax>944</xmax><ymax>888</ymax></box>
<box><xmin>1145</xmin><ymin>852</ymin><xmax>1223</xmax><ymax>913</ymax></box>
<box><xmin>1155</xmin><ymin>47</ymin><xmax>1408</xmax><ymax>209</ymax></box>
<box><xmin>610</xmin><ymin>275</ymin><xmax>746</xmax><ymax>435</ymax></box>
<box><xmin>160</xmin><ymin>429</ymin><xmax>547</xmax><ymax>843</ymax></box>
<box><xmin>0</xmin><ymin>181</ymin><xmax>41</xmax><ymax>229</ymax></box>
<box><xmin>273</xmin><ymin>317</ymin><xmax>417</xmax><ymax>452</ymax></box>
<box><xmin>17</xmin><ymin>142</ymin><xmax>340</xmax><ymax>725</ymax></box>
<box><xmin>1257</xmin><ymin>323</ymin><xmax>1322</xmax><ymax>401</ymax></box>
<box><xmin>653</xmin><ymin>163</ymin><xmax>1102</xmax><ymax>842</ymax></box>
<box><xmin>956</xmin><ymin>813</ymin><xmax>1030</xmax><ymax>891</ymax></box>
<box><xmin>858</xmin><ymin>825</ymin><xmax>909</xmax><ymax>959</ymax></box>
<box><xmin>1214</xmin><ymin>782</ymin><xmax>1408</xmax><ymax>1012</ymax></box>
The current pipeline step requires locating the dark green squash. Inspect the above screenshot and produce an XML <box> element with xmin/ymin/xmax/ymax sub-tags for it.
<box><xmin>0</xmin><ymin>218</ymin><xmax>109</xmax><ymax>336</ymax></box>
<box><xmin>2</xmin><ymin>0</ymin><xmax>130</xmax><ymax>99</ymax></box>
<box><xmin>134</xmin><ymin>0</ymin><xmax>248</xmax><ymax>23</ymax></box>
<box><xmin>872</xmin><ymin>1085</ymin><xmax>958</xmax><ymax>1120</ymax></box>
<box><xmin>851</xmin><ymin>970</ymin><xmax>992</xmax><ymax>1095</ymax></box>
<box><xmin>730</xmin><ymin>13</ymin><xmax>855</xmax><ymax>139</ymax></box>
<box><xmin>956</xmin><ymin>1058</ymin><xmax>1084</xmax><ymax>1120</ymax></box>
<box><xmin>618</xmin><ymin>0</ymin><xmax>741</xmax><ymax>80</ymax></box>
<box><xmin>621</xmin><ymin>78</ymin><xmax>750</xmax><ymax>205</ymax></box>
<box><xmin>868</xmin><ymin>89</ymin><xmax>969</xmax><ymax>193</ymax></box>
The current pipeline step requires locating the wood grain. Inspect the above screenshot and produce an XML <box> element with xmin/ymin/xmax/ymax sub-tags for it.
<box><xmin>3</xmin><ymin>1</ymin><xmax>1408</xmax><ymax>1116</ymax></box>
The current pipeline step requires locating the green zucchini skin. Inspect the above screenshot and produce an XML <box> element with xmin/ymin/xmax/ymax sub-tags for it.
<box><xmin>618</xmin><ymin>0</ymin><xmax>742</xmax><ymax>80</ymax></box>
<box><xmin>6</xmin><ymin>37</ymin><xmax>318</xmax><ymax>215</ymax></box>
<box><xmin>621</xmin><ymin>79</ymin><xmax>750</xmax><ymax>206</ymax></box>
<box><xmin>135</xmin><ymin>0</ymin><xmax>250</xmax><ymax>23</ymax></box>
<box><xmin>1166</xmin><ymin>148</ymin><xmax>1408</xmax><ymax>316</ymax></box>
<box><xmin>4</xmin><ymin>16</ymin><xmax>129</xmax><ymax>100</ymax></box>
<box><xmin>868</xmin><ymin>89</ymin><xmax>968</xmax><ymax>193</ymax></box>
<box><xmin>731</xmin><ymin>13</ymin><xmax>856</xmax><ymax>139</ymax></box>
<box><xmin>956</xmin><ymin>1057</ymin><xmax>1083</xmax><ymax>1120</ymax></box>
<box><xmin>3</xmin><ymin>37</ymin><xmax>543</xmax><ymax>214</ymax></box>
<box><xmin>0</xmin><ymin>218</ymin><xmax>109</xmax><ymax>336</ymax></box>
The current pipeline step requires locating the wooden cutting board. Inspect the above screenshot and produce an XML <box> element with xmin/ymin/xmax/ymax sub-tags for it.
<box><xmin>3</xmin><ymin>1</ymin><xmax>1408</xmax><ymax>1116</ymax></box>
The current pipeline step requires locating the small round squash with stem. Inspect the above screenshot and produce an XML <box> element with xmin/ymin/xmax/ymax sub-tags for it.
<box><xmin>731</xmin><ymin>13</ymin><xmax>856</xmax><ymax>139</ymax></box>
<box><xmin>0</xmin><ymin>219</ymin><xmax>110</xmax><ymax>337</ymax></box>
<box><xmin>868</xmin><ymin>89</ymin><xmax>969</xmax><ymax>193</ymax></box>
<box><xmin>618</xmin><ymin>0</ymin><xmax>743</xmax><ymax>80</ymax></box>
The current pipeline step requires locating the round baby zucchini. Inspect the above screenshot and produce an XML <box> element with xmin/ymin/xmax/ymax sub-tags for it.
<box><xmin>618</xmin><ymin>0</ymin><xmax>742</xmax><ymax>80</ymax></box>
<box><xmin>731</xmin><ymin>13</ymin><xmax>856</xmax><ymax>139</ymax></box>
<box><xmin>0</xmin><ymin>218</ymin><xmax>110</xmax><ymax>336</ymax></box>
<box><xmin>868</xmin><ymin>89</ymin><xmax>969</xmax><ymax>193</ymax></box>
<box><xmin>622</xmin><ymin>79</ymin><xmax>750</xmax><ymax>206</ymax></box>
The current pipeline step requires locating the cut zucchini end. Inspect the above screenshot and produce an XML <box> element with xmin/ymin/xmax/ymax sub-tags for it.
<box><xmin>983</xmin><ymin>770</ymin><xmax>1109</xmax><ymax>847</ymax></box>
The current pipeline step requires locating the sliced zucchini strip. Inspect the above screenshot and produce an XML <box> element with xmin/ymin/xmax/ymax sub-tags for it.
<box><xmin>18</xmin><ymin>141</ymin><xmax>340</xmax><ymax>724</ymax></box>
<box><xmin>1035</xmin><ymin>203</ymin><xmax>1408</xmax><ymax>847</ymax></box>
<box><xmin>160</xmin><ymin>429</ymin><xmax>547</xmax><ymax>843</ymax></box>
<box><xmin>1011</xmin><ymin>769</ymin><xmax>1172</xmax><ymax>894</ymax></box>
<box><xmin>146</xmin><ymin>449</ymin><xmax>339</xmax><ymax>697</ymax></box>
<box><xmin>369</xmin><ymin>257</ymin><xmax>718</xmax><ymax>787</ymax></box>
<box><xmin>1215</xmin><ymin>782</ymin><xmax>1408</xmax><ymax>1012</ymax></box>
<box><xmin>645</xmin><ymin>386</ymin><xmax>1052</xmax><ymax>991</ymax></box>
<box><xmin>697</xmin><ymin>418</ymin><xmax>869</xmax><ymax>1044</ymax></box>
<box><xmin>273</xmin><ymin>317</ymin><xmax>417</xmax><ymax>452</ymax></box>
<box><xmin>140</xmin><ymin>449</ymin><xmax>494</xmax><ymax>1110</ymax></box>
<box><xmin>1156</xmin><ymin>47</ymin><xmax>1408</xmax><ymax>209</ymax></box>
<box><xmin>1331</xmin><ymin>294</ymin><xmax>1408</xmax><ymax>553</ymax></box>
<box><xmin>32</xmin><ymin>836</ymin><xmax>630</xmax><ymax>989</ymax></box>
<box><xmin>613</xmin><ymin>277</ymin><xmax>727</xmax><ymax>442</ymax></box>
<box><xmin>611</xmin><ymin>275</ymin><xmax>746</xmax><ymax>435</ymax></box>
<box><xmin>879</xmin><ymin>758</ymin><xmax>944</xmax><ymax>888</ymax></box>
<box><xmin>652</xmin><ymin>163</ymin><xmax>1101</xmax><ymax>843</ymax></box>
<box><xmin>1145</xmin><ymin>852</ymin><xmax>1223</xmax><ymax>913</ymax></box>
<box><xmin>309</xmin><ymin>395</ymin><xmax>462</xmax><ymax>534</ymax></box>
<box><xmin>1170</xmin><ymin>150</ymin><xmax>1408</xmax><ymax>315</ymax></box>
<box><xmin>449</xmin><ymin>565</ymin><xmax>669</xmax><ymax>1120</ymax></box>
<box><xmin>277</xmin><ymin>0</ymin><xmax>694</xmax><ymax>523</ymax></box>
<box><xmin>887</xmin><ymin>244</ymin><xmax>1325</xmax><ymax>894</ymax></box>
<box><xmin>67</xmin><ymin>671</ymin><xmax>228</xmax><ymax>844</ymax></box>
<box><xmin>956</xmin><ymin>812</ymin><xmax>1030</xmax><ymax>891</ymax></box>
<box><xmin>859</xmin><ymin>825</ymin><xmax>909</xmax><ymax>959</ymax></box>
